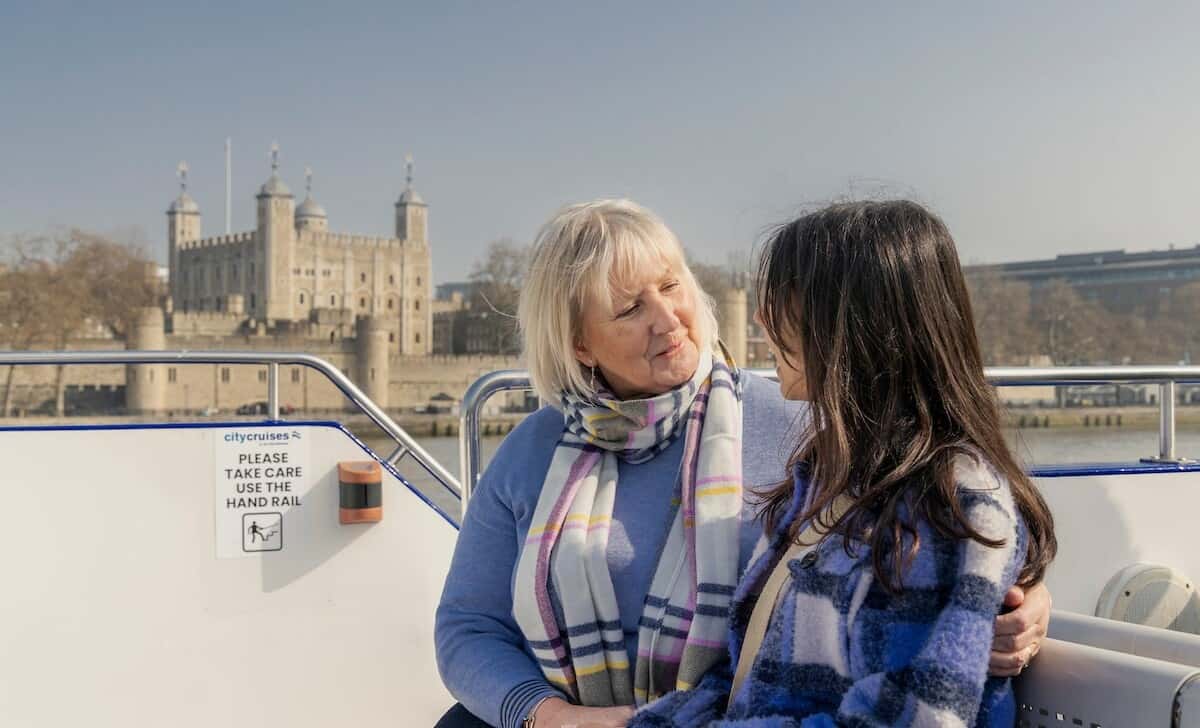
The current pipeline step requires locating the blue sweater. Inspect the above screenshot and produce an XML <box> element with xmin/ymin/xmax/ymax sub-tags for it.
<box><xmin>435</xmin><ymin>374</ymin><xmax>807</xmax><ymax>728</ymax></box>
<box><xmin>628</xmin><ymin>456</ymin><xmax>1026</xmax><ymax>728</ymax></box>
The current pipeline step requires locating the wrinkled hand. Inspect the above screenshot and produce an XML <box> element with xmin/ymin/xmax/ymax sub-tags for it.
<box><xmin>533</xmin><ymin>697</ymin><xmax>635</xmax><ymax>728</ymax></box>
<box><xmin>990</xmin><ymin>582</ymin><xmax>1052</xmax><ymax>677</ymax></box>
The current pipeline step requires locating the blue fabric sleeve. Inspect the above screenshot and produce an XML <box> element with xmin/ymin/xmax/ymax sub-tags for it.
<box><xmin>831</xmin><ymin>496</ymin><xmax>1023</xmax><ymax>726</ymax></box>
<box><xmin>434</xmin><ymin>421</ymin><xmax>565</xmax><ymax>728</ymax></box>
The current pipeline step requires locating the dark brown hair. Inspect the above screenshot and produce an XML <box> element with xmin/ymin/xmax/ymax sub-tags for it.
<box><xmin>756</xmin><ymin>200</ymin><xmax>1055</xmax><ymax>591</ymax></box>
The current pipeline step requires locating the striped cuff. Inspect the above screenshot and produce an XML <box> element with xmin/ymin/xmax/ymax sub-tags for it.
<box><xmin>500</xmin><ymin>679</ymin><xmax>563</xmax><ymax>728</ymax></box>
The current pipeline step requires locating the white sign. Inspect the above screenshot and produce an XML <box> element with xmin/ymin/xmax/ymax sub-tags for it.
<box><xmin>214</xmin><ymin>428</ymin><xmax>313</xmax><ymax>559</ymax></box>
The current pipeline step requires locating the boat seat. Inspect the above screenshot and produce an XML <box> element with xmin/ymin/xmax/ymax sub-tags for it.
<box><xmin>1049</xmin><ymin>609</ymin><xmax>1200</xmax><ymax>668</ymax></box>
<box><xmin>1015</xmin><ymin>634</ymin><xmax>1200</xmax><ymax>726</ymax></box>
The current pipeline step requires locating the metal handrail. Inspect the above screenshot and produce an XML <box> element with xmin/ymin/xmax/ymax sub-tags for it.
<box><xmin>458</xmin><ymin>365</ymin><xmax>1200</xmax><ymax>516</ymax></box>
<box><xmin>0</xmin><ymin>350</ymin><xmax>463</xmax><ymax>506</ymax></box>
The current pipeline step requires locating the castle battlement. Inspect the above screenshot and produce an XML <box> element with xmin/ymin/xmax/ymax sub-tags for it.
<box><xmin>173</xmin><ymin>310</ymin><xmax>245</xmax><ymax>323</ymax></box>
<box><xmin>299</xmin><ymin>230</ymin><xmax>402</xmax><ymax>249</ymax></box>
<box><xmin>178</xmin><ymin>231</ymin><xmax>256</xmax><ymax>251</ymax></box>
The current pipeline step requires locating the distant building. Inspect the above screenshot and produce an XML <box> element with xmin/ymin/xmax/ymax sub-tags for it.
<box><xmin>965</xmin><ymin>245</ymin><xmax>1200</xmax><ymax>315</ymax></box>
<box><xmin>430</xmin><ymin>281</ymin><xmax>522</xmax><ymax>356</ymax></box>
<box><xmin>431</xmin><ymin>288</ymin><xmax>467</xmax><ymax>355</ymax></box>
<box><xmin>435</xmin><ymin>281</ymin><xmax>473</xmax><ymax>301</ymax></box>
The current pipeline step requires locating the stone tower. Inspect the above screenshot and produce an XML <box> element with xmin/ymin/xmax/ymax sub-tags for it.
<box><xmin>256</xmin><ymin>143</ymin><xmax>295</xmax><ymax>324</ymax></box>
<box><xmin>125</xmin><ymin>307</ymin><xmax>167</xmax><ymax>414</ymax></box>
<box><xmin>395</xmin><ymin>154</ymin><xmax>427</xmax><ymax>243</ymax></box>
<box><xmin>356</xmin><ymin>315</ymin><xmax>391</xmax><ymax>408</ymax></box>
<box><xmin>166</xmin><ymin>162</ymin><xmax>201</xmax><ymax>307</ymax></box>
<box><xmin>718</xmin><ymin>285</ymin><xmax>748</xmax><ymax>367</ymax></box>
<box><xmin>394</xmin><ymin>154</ymin><xmax>432</xmax><ymax>356</ymax></box>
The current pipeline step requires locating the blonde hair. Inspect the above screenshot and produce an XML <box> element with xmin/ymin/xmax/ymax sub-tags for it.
<box><xmin>519</xmin><ymin>199</ymin><xmax>719</xmax><ymax>405</ymax></box>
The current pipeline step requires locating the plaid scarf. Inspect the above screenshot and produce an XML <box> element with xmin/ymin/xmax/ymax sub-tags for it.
<box><xmin>512</xmin><ymin>349</ymin><xmax>743</xmax><ymax>707</ymax></box>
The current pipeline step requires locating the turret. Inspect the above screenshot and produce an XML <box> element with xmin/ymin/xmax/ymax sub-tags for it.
<box><xmin>255</xmin><ymin>142</ymin><xmax>295</xmax><ymax>323</ymax></box>
<box><xmin>356</xmin><ymin>315</ymin><xmax>390</xmax><ymax>408</ymax></box>
<box><xmin>394</xmin><ymin>153</ymin><xmax>427</xmax><ymax>244</ymax></box>
<box><xmin>166</xmin><ymin>161</ymin><xmax>201</xmax><ymax>307</ymax></box>
<box><xmin>125</xmin><ymin>307</ymin><xmax>167</xmax><ymax>414</ymax></box>
<box><xmin>717</xmin><ymin>283</ymin><xmax>748</xmax><ymax>367</ymax></box>
<box><xmin>295</xmin><ymin>166</ymin><xmax>328</xmax><ymax>233</ymax></box>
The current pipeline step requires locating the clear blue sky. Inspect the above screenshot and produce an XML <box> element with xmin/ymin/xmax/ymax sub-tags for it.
<box><xmin>3</xmin><ymin>1</ymin><xmax>1199</xmax><ymax>283</ymax></box>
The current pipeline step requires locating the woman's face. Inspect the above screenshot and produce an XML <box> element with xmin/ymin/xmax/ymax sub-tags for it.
<box><xmin>574</xmin><ymin>263</ymin><xmax>701</xmax><ymax>399</ymax></box>
<box><xmin>754</xmin><ymin>308</ymin><xmax>808</xmax><ymax>401</ymax></box>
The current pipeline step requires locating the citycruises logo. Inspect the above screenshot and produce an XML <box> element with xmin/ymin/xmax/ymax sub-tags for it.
<box><xmin>223</xmin><ymin>430</ymin><xmax>303</xmax><ymax>444</ymax></box>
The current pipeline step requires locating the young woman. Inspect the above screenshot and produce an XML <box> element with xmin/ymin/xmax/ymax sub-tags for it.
<box><xmin>630</xmin><ymin>200</ymin><xmax>1057</xmax><ymax>727</ymax></box>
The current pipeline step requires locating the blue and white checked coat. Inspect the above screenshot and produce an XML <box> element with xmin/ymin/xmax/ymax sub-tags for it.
<box><xmin>629</xmin><ymin>454</ymin><xmax>1027</xmax><ymax>727</ymax></box>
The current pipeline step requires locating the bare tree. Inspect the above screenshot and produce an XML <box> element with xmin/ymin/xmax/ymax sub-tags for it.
<box><xmin>0</xmin><ymin>237</ymin><xmax>55</xmax><ymax>415</ymax></box>
<box><xmin>468</xmin><ymin>238</ymin><xmax>530</xmax><ymax>353</ymax></box>
<box><xmin>687</xmin><ymin>257</ymin><xmax>735</xmax><ymax>303</ymax></box>
<box><xmin>0</xmin><ymin>229</ymin><xmax>159</xmax><ymax>415</ymax></box>
<box><xmin>965</xmin><ymin>270</ymin><xmax>1034</xmax><ymax>365</ymax></box>
<box><xmin>66</xmin><ymin>229</ymin><xmax>160</xmax><ymax>339</ymax></box>
<box><xmin>1165</xmin><ymin>282</ymin><xmax>1200</xmax><ymax>364</ymax></box>
<box><xmin>1031</xmin><ymin>279</ymin><xmax>1114</xmax><ymax>366</ymax></box>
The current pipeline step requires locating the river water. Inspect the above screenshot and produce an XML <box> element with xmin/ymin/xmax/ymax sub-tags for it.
<box><xmin>372</xmin><ymin>426</ymin><xmax>1200</xmax><ymax>513</ymax></box>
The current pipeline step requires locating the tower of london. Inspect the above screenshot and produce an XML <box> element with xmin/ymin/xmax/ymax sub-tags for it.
<box><xmin>167</xmin><ymin>147</ymin><xmax>432</xmax><ymax>356</ymax></box>
<box><xmin>111</xmin><ymin>148</ymin><xmax>517</xmax><ymax>415</ymax></box>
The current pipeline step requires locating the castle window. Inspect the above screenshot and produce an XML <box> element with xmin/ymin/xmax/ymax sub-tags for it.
<box><xmin>370</xmin><ymin>368</ymin><xmax>376</xmax><ymax>381</ymax></box>
<box><xmin>250</xmin><ymin>293</ymin><xmax>256</xmax><ymax>309</ymax></box>
<box><xmin>416</xmin><ymin>276</ymin><xmax>422</xmax><ymax>287</ymax></box>
<box><xmin>168</xmin><ymin>368</ymin><xmax>177</xmax><ymax>383</ymax></box>
<box><xmin>389</xmin><ymin>333</ymin><xmax>395</xmax><ymax>343</ymax></box>
<box><xmin>258</xmin><ymin>370</ymin><xmax>267</xmax><ymax>383</ymax></box>
<box><xmin>330</xmin><ymin>331</ymin><xmax>336</xmax><ymax>343</ymax></box>
<box><xmin>415</xmin><ymin>299</ymin><xmax>421</xmax><ymax>311</ymax></box>
<box><xmin>360</xmin><ymin>297</ymin><xmax>366</xmax><ymax>309</ymax></box>
<box><xmin>221</xmin><ymin>368</ymin><xmax>230</xmax><ymax>383</ymax></box>
<box><xmin>293</xmin><ymin>267</ymin><xmax>301</xmax><ymax>276</ymax></box>
<box><xmin>331</xmin><ymin>295</ymin><xmax>336</xmax><ymax>306</ymax></box>
<box><xmin>387</xmin><ymin>299</ymin><xmax>393</xmax><ymax>310</ymax></box>
<box><xmin>250</xmin><ymin>262</ymin><xmax>255</xmax><ymax>277</ymax></box>
<box><xmin>415</xmin><ymin>332</ymin><xmax>421</xmax><ymax>344</ymax></box>
<box><xmin>360</xmin><ymin>273</ymin><xmax>366</xmax><ymax>283</ymax></box>
<box><xmin>291</xmin><ymin>368</ymin><xmax>301</xmax><ymax>383</ymax></box>
<box><xmin>299</xmin><ymin>293</ymin><xmax>305</xmax><ymax>305</ymax></box>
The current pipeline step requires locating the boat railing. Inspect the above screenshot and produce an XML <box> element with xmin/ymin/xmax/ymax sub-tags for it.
<box><xmin>459</xmin><ymin>365</ymin><xmax>1200</xmax><ymax>516</ymax></box>
<box><xmin>0</xmin><ymin>350</ymin><xmax>463</xmax><ymax>506</ymax></box>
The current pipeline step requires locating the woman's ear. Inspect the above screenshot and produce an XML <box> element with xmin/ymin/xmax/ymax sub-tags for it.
<box><xmin>573</xmin><ymin>339</ymin><xmax>596</xmax><ymax>368</ymax></box>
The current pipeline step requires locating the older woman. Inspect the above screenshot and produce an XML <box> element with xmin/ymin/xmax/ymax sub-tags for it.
<box><xmin>435</xmin><ymin>200</ymin><xmax>1048</xmax><ymax>728</ymax></box>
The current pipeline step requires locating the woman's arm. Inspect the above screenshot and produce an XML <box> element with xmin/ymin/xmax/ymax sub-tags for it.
<box><xmin>435</xmin><ymin>450</ymin><xmax>564</xmax><ymax>728</ymax></box>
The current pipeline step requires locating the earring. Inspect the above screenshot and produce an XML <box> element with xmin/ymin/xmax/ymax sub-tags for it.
<box><xmin>589</xmin><ymin>366</ymin><xmax>596</xmax><ymax>391</ymax></box>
